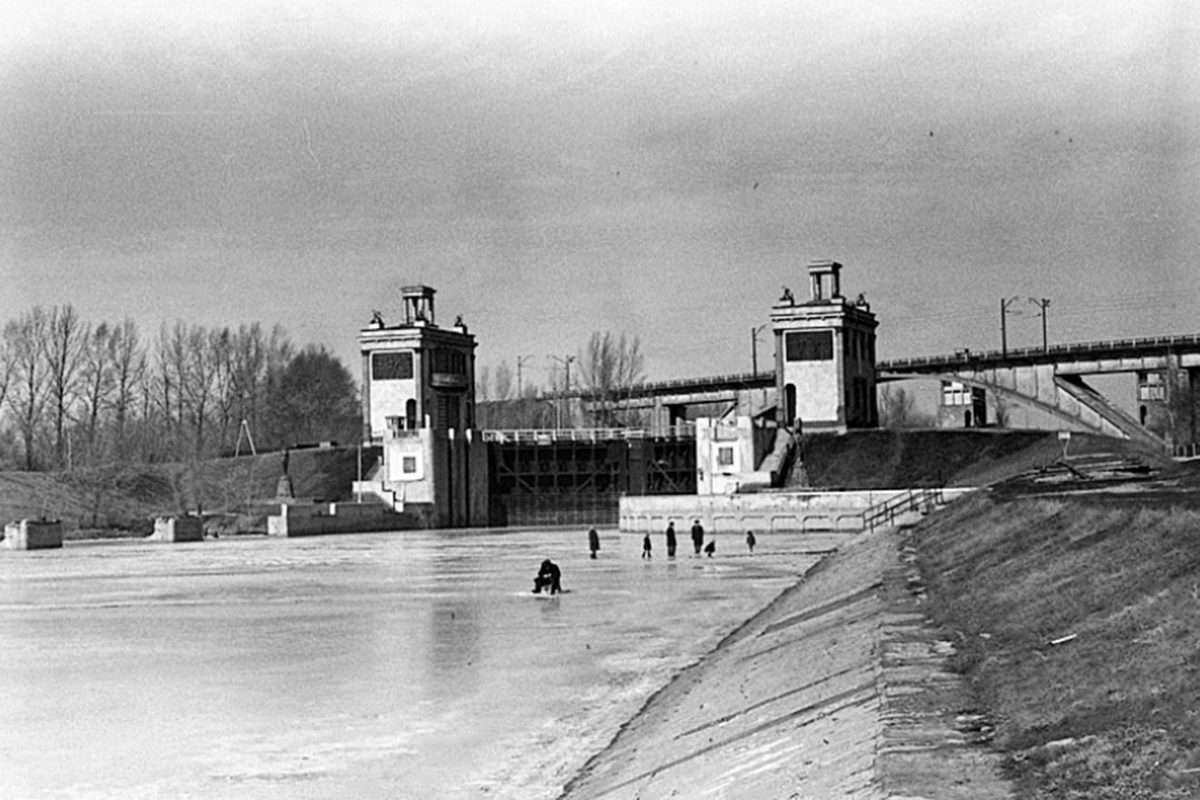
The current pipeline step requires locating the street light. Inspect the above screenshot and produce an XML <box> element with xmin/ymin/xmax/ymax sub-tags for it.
<box><xmin>751</xmin><ymin>324</ymin><xmax>770</xmax><ymax>374</ymax></box>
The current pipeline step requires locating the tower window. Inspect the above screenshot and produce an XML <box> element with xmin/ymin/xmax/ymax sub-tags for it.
<box><xmin>785</xmin><ymin>331</ymin><xmax>833</xmax><ymax>361</ymax></box>
<box><xmin>373</xmin><ymin>351</ymin><xmax>413</xmax><ymax>380</ymax></box>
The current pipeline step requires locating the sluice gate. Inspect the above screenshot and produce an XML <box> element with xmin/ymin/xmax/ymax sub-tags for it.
<box><xmin>484</xmin><ymin>428</ymin><xmax>696</xmax><ymax>527</ymax></box>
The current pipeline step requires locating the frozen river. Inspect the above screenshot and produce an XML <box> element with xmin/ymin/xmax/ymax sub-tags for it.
<box><xmin>0</xmin><ymin>527</ymin><xmax>827</xmax><ymax>800</ymax></box>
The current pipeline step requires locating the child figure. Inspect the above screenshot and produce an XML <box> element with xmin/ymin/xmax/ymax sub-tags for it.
<box><xmin>746</xmin><ymin>530</ymin><xmax>757</xmax><ymax>554</ymax></box>
<box><xmin>642</xmin><ymin>532</ymin><xmax>652</xmax><ymax>559</ymax></box>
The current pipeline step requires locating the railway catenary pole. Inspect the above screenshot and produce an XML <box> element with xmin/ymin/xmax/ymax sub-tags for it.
<box><xmin>1030</xmin><ymin>297</ymin><xmax>1051</xmax><ymax>352</ymax></box>
<box><xmin>1000</xmin><ymin>296</ymin><xmax>1020</xmax><ymax>357</ymax></box>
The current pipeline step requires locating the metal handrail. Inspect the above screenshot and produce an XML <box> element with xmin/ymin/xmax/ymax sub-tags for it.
<box><xmin>481</xmin><ymin>425</ymin><xmax>697</xmax><ymax>443</ymax></box>
<box><xmin>861</xmin><ymin>487</ymin><xmax>945</xmax><ymax>532</ymax></box>
<box><xmin>879</xmin><ymin>332</ymin><xmax>1200</xmax><ymax>371</ymax></box>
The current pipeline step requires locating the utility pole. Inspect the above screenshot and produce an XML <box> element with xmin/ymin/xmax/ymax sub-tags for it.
<box><xmin>550</xmin><ymin>354</ymin><xmax>575</xmax><ymax>429</ymax></box>
<box><xmin>516</xmin><ymin>354</ymin><xmax>533</xmax><ymax>399</ymax></box>
<box><xmin>751</xmin><ymin>324</ymin><xmax>769</xmax><ymax>374</ymax></box>
<box><xmin>1000</xmin><ymin>297</ymin><xmax>1020</xmax><ymax>357</ymax></box>
<box><xmin>1030</xmin><ymin>297</ymin><xmax>1051</xmax><ymax>352</ymax></box>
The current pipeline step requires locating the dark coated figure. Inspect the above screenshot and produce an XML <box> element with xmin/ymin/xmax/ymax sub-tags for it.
<box><xmin>665</xmin><ymin>521</ymin><xmax>677</xmax><ymax>558</ymax></box>
<box><xmin>746</xmin><ymin>530</ymin><xmax>757</xmax><ymax>554</ymax></box>
<box><xmin>642</xmin><ymin>533</ymin><xmax>652</xmax><ymax>559</ymax></box>
<box><xmin>704</xmin><ymin>540</ymin><xmax>716</xmax><ymax>558</ymax></box>
<box><xmin>588</xmin><ymin>527</ymin><xmax>600</xmax><ymax>559</ymax></box>
<box><xmin>691</xmin><ymin>519</ymin><xmax>705</xmax><ymax>555</ymax></box>
<box><xmin>532</xmin><ymin>559</ymin><xmax>562</xmax><ymax>595</ymax></box>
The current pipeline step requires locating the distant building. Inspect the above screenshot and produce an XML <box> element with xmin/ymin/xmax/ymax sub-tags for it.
<box><xmin>938</xmin><ymin>380</ymin><xmax>987</xmax><ymax>428</ymax></box>
<box><xmin>771</xmin><ymin>260</ymin><xmax>878</xmax><ymax>433</ymax></box>
<box><xmin>356</xmin><ymin>285</ymin><xmax>488</xmax><ymax>527</ymax></box>
<box><xmin>359</xmin><ymin>285</ymin><xmax>476</xmax><ymax>440</ymax></box>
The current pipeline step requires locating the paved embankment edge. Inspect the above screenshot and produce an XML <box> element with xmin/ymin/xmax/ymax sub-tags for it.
<box><xmin>559</xmin><ymin>523</ymin><xmax>1014</xmax><ymax>799</ymax></box>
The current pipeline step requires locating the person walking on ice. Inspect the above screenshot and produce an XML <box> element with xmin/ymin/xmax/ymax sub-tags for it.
<box><xmin>642</xmin><ymin>532</ymin><xmax>652</xmax><ymax>559</ymax></box>
<box><xmin>665</xmin><ymin>520</ymin><xmax>677</xmax><ymax>558</ymax></box>
<box><xmin>588</xmin><ymin>527</ymin><xmax>600</xmax><ymax>559</ymax></box>
<box><xmin>745</xmin><ymin>529</ymin><xmax>756</xmax><ymax>554</ymax></box>
<box><xmin>691</xmin><ymin>519</ymin><xmax>705</xmax><ymax>555</ymax></box>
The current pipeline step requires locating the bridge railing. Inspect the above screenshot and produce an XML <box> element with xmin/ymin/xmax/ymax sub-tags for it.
<box><xmin>482</xmin><ymin>424</ymin><xmax>696</xmax><ymax>444</ymax></box>
<box><xmin>880</xmin><ymin>332</ymin><xmax>1200</xmax><ymax>371</ymax></box>
<box><xmin>570</xmin><ymin>371</ymin><xmax>776</xmax><ymax>402</ymax></box>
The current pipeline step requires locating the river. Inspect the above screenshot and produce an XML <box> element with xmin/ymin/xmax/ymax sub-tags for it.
<box><xmin>0</xmin><ymin>527</ymin><xmax>823</xmax><ymax>799</ymax></box>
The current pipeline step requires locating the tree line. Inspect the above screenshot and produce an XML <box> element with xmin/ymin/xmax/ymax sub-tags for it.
<box><xmin>0</xmin><ymin>306</ymin><xmax>360</xmax><ymax>471</ymax></box>
<box><xmin>476</xmin><ymin>331</ymin><xmax>650</xmax><ymax>429</ymax></box>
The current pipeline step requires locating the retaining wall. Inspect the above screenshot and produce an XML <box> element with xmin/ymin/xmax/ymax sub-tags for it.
<box><xmin>620</xmin><ymin>490</ymin><xmax>904</xmax><ymax>534</ymax></box>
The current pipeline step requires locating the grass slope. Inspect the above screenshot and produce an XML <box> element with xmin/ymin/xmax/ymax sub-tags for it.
<box><xmin>800</xmin><ymin>429</ymin><xmax>1170</xmax><ymax>489</ymax></box>
<box><xmin>914</xmin><ymin>484</ymin><xmax>1200</xmax><ymax>798</ymax></box>
<box><xmin>0</xmin><ymin>446</ymin><xmax>370</xmax><ymax>536</ymax></box>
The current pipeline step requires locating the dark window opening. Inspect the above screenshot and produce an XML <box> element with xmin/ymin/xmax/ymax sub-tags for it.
<box><xmin>785</xmin><ymin>331</ymin><xmax>834</xmax><ymax>361</ymax></box>
<box><xmin>373</xmin><ymin>351</ymin><xmax>413</xmax><ymax>380</ymax></box>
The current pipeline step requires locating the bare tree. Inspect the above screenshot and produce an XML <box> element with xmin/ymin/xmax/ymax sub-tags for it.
<box><xmin>577</xmin><ymin>331</ymin><xmax>645</xmax><ymax>426</ymax></box>
<box><xmin>110</xmin><ymin>319</ymin><xmax>146</xmax><ymax>462</ymax></box>
<box><xmin>78</xmin><ymin>322</ymin><xmax>116</xmax><ymax>465</ymax></box>
<box><xmin>0</xmin><ymin>330</ymin><xmax>13</xmax><ymax>420</ymax></box>
<box><xmin>229</xmin><ymin>323</ymin><xmax>268</xmax><ymax>446</ymax></box>
<box><xmin>493</xmin><ymin>361</ymin><xmax>514</xmax><ymax>401</ymax></box>
<box><xmin>4</xmin><ymin>308</ymin><xmax>49</xmax><ymax>470</ymax></box>
<box><xmin>878</xmin><ymin>385</ymin><xmax>935</xmax><ymax>429</ymax></box>
<box><xmin>45</xmin><ymin>305</ymin><xmax>87</xmax><ymax>467</ymax></box>
<box><xmin>476</xmin><ymin>364</ymin><xmax>491</xmax><ymax>402</ymax></box>
<box><xmin>209</xmin><ymin>327</ymin><xmax>237</xmax><ymax>454</ymax></box>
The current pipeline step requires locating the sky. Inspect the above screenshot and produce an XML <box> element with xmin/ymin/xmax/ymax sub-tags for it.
<box><xmin>3</xmin><ymin>1</ymin><xmax>1199</xmax><ymax>392</ymax></box>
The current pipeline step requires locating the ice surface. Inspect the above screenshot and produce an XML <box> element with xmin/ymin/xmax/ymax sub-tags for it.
<box><xmin>0</xmin><ymin>527</ymin><xmax>824</xmax><ymax>799</ymax></box>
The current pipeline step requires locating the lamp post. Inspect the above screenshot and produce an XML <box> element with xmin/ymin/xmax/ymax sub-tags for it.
<box><xmin>751</xmin><ymin>324</ymin><xmax>769</xmax><ymax>374</ymax></box>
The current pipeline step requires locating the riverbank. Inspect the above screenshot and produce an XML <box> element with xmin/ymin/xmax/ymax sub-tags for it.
<box><xmin>561</xmin><ymin>463</ymin><xmax>1200</xmax><ymax>799</ymax></box>
<box><xmin>560</xmin><ymin>515</ymin><xmax>1013</xmax><ymax>799</ymax></box>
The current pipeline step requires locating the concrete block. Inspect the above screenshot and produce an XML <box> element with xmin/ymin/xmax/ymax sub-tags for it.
<box><xmin>150</xmin><ymin>516</ymin><xmax>204</xmax><ymax>543</ymax></box>
<box><xmin>4</xmin><ymin>519</ymin><xmax>64</xmax><ymax>550</ymax></box>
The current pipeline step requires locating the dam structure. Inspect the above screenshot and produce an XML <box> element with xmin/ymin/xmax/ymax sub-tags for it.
<box><xmin>349</xmin><ymin>262</ymin><xmax>902</xmax><ymax>530</ymax></box>
<box><xmin>347</xmin><ymin>258</ymin><xmax>1194</xmax><ymax>531</ymax></box>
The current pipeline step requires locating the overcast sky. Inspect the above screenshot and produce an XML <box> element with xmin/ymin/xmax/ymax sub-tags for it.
<box><xmin>3</xmin><ymin>1</ymin><xmax>1198</xmax><ymax>388</ymax></box>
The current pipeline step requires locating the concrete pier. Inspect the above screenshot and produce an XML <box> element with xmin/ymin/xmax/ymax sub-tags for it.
<box><xmin>149</xmin><ymin>516</ymin><xmax>204</xmax><ymax>543</ymax></box>
<box><xmin>266</xmin><ymin>501</ymin><xmax>418</xmax><ymax>536</ymax></box>
<box><xmin>3</xmin><ymin>519</ymin><xmax>64</xmax><ymax>550</ymax></box>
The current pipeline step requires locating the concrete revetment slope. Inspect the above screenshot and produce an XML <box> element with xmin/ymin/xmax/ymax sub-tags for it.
<box><xmin>560</xmin><ymin>522</ymin><xmax>1013</xmax><ymax>799</ymax></box>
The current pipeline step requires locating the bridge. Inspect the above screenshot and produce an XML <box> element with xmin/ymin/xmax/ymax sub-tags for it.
<box><xmin>575</xmin><ymin>333</ymin><xmax>1200</xmax><ymax>449</ymax></box>
<box><xmin>879</xmin><ymin>333</ymin><xmax>1200</xmax><ymax>448</ymax></box>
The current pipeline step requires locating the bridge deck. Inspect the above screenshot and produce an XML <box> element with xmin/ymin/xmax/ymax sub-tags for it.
<box><xmin>880</xmin><ymin>333</ymin><xmax>1200</xmax><ymax>373</ymax></box>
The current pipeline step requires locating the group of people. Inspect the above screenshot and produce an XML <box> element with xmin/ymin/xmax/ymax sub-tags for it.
<box><xmin>534</xmin><ymin>521</ymin><xmax>759</xmax><ymax>594</ymax></box>
<box><xmin>641</xmin><ymin>520</ymin><xmax>756</xmax><ymax>559</ymax></box>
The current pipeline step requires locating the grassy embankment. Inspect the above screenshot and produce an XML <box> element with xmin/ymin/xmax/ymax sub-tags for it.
<box><xmin>914</xmin><ymin>483</ymin><xmax>1200</xmax><ymax>798</ymax></box>
<box><xmin>0</xmin><ymin>446</ymin><xmax>371</xmax><ymax>539</ymax></box>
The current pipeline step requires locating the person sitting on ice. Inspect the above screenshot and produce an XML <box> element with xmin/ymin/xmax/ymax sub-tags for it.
<box><xmin>532</xmin><ymin>559</ymin><xmax>563</xmax><ymax>595</ymax></box>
